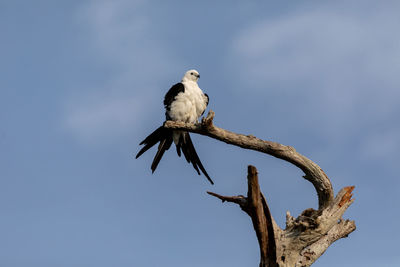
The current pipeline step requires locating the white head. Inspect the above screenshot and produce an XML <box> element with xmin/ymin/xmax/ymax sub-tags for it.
<box><xmin>182</xmin><ymin>69</ymin><xmax>200</xmax><ymax>82</ymax></box>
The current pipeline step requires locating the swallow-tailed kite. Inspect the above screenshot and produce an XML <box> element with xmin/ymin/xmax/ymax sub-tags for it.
<box><xmin>136</xmin><ymin>69</ymin><xmax>213</xmax><ymax>184</ymax></box>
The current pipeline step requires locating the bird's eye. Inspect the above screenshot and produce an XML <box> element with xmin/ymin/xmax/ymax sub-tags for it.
<box><xmin>190</xmin><ymin>72</ymin><xmax>193</xmax><ymax>75</ymax></box>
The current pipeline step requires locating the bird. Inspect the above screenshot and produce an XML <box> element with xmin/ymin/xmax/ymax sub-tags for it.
<box><xmin>136</xmin><ymin>69</ymin><xmax>213</xmax><ymax>184</ymax></box>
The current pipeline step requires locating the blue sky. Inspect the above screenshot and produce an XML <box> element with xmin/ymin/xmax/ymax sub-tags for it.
<box><xmin>1</xmin><ymin>0</ymin><xmax>399</xmax><ymax>266</ymax></box>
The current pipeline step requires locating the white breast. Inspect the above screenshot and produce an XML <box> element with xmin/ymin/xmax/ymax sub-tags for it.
<box><xmin>168</xmin><ymin>81</ymin><xmax>207</xmax><ymax>123</ymax></box>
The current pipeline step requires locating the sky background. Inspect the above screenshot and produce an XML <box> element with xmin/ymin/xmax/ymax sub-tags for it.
<box><xmin>1</xmin><ymin>0</ymin><xmax>399</xmax><ymax>266</ymax></box>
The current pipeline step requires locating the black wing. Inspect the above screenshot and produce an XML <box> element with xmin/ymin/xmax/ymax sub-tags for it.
<box><xmin>164</xmin><ymin>83</ymin><xmax>185</xmax><ymax>119</ymax></box>
<box><xmin>136</xmin><ymin>126</ymin><xmax>173</xmax><ymax>173</ymax></box>
<box><xmin>136</xmin><ymin>126</ymin><xmax>166</xmax><ymax>159</ymax></box>
<box><xmin>204</xmin><ymin>93</ymin><xmax>209</xmax><ymax>106</ymax></box>
<box><xmin>201</xmin><ymin>93</ymin><xmax>209</xmax><ymax>116</ymax></box>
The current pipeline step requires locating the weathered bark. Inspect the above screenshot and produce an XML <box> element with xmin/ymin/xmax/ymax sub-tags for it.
<box><xmin>164</xmin><ymin>110</ymin><xmax>355</xmax><ymax>266</ymax></box>
<box><xmin>164</xmin><ymin>110</ymin><xmax>334</xmax><ymax>210</ymax></box>
<box><xmin>208</xmin><ymin>166</ymin><xmax>278</xmax><ymax>267</ymax></box>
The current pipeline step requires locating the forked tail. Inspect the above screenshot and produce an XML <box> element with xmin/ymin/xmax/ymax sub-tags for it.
<box><xmin>136</xmin><ymin>126</ymin><xmax>213</xmax><ymax>184</ymax></box>
<box><xmin>176</xmin><ymin>132</ymin><xmax>214</xmax><ymax>184</ymax></box>
<box><xmin>136</xmin><ymin>126</ymin><xmax>173</xmax><ymax>173</ymax></box>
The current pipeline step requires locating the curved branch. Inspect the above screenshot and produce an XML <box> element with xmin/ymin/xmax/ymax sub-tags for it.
<box><xmin>164</xmin><ymin>110</ymin><xmax>334</xmax><ymax>209</ymax></box>
<box><xmin>163</xmin><ymin>111</ymin><xmax>355</xmax><ymax>266</ymax></box>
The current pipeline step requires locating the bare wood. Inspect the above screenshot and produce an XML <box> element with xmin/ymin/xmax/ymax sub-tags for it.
<box><xmin>209</xmin><ymin>166</ymin><xmax>355</xmax><ymax>266</ymax></box>
<box><xmin>246</xmin><ymin>166</ymin><xmax>277</xmax><ymax>267</ymax></box>
<box><xmin>206</xmin><ymin>191</ymin><xmax>247</xmax><ymax>206</ymax></box>
<box><xmin>164</xmin><ymin>110</ymin><xmax>334</xmax><ymax>210</ymax></box>
<box><xmin>208</xmin><ymin>166</ymin><xmax>278</xmax><ymax>267</ymax></box>
<box><xmin>164</xmin><ymin>111</ymin><xmax>355</xmax><ymax>266</ymax></box>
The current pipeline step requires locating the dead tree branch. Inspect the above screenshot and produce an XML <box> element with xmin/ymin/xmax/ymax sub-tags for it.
<box><xmin>164</xmin><ymin>110</ymin><xmax>334</xmax><ymax>210</ymax></box>
<box><xmin>164</xmin><ymin>110</ymin><xmax>355</xmax><ymax>266</ymax></box>
<box><xmin>208</xmin><ymin>166</ymin><xmax>278</xmax><ymax>267</ymax></box>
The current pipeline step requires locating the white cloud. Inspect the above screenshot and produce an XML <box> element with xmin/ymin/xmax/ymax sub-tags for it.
<box><xmin>64</xmin><ymin>0</ymin><xmax>178</xmax><ymax>143</ymax></box>
<box><xmin>77</xmin><ymin>0</ymin><xmax>175</xmax><ymax>76</ymax></box>
<box><xmin>229</xmin><ymin>4</ymin><xmax>400</xmax><ymax>141</ymax></box>
<box><xmin>64</xmin><ymin>92</ymin><xmax>154</xmax><ymax>143</ymax></box>
<box><xmin>231</xmin><ymin>5</ymin><xmax>400</xmax><ymax>91</ymax></box>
